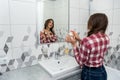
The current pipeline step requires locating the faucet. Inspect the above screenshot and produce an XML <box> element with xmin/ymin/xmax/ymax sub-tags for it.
<box><xmin>54</xmin><ymin>45</ymin><xmax>65</xmax><ymax>60</ymax></box>
<box><xmin>41</xmin><ymin>46</ymin><xmax>48</xmax><ymax>59</ymax></box>
<box><xmin>54</xmin><ymin>51</ymin><xmax>60</xmax><ymax>60</ymax></box>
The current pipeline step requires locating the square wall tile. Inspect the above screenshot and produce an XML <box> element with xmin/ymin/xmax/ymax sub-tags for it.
<box><xmin>109</xmin><ymin>39</ymin><xmax>118</xmax><ymax>47</ymax></box>
<box><xmin>29</xmin><ymin>46</ymin><xmax>42</xmax><ymax>58</ymax></box>
<box><xmin>69</xmin><ymin>24</ymin><xmax>79</xmax><ymax>32</ymax></box>
<box><xmin>12</xmin><ymin>48</ymin><xmax>24</xmax><ymax>59</ymax></box>
<box><xmin>12</xmin><ymin>46</ymin><xmax>32</xmax><ymax>61</ymax></box>
<box><xmin>106</xmin><ymin>24</ymin><xmax>113</xmax><ymax>40</ymax></box>
<box><xmin>23</xmin><ymin>25</ymin><xmax>37</xmax><ymax>47</ymax></box>
<box><xmin>0</xmin><ymin>49</ymin><xmax>12</xmax><ymax>64</ymax></box>
<box><xmin>114</xmin><ymin>0</ymin><xmax>120</xmax><ymax>9</ymax></box>
<box><xmin>10</xmin><ymin>0</ymin><xmax>36</xmax><ymax>24</ymax></box>
<box><xmin>113</xmin><ymin>9</ymin><xmax>120</xmax><ymax>25</ymax></box>
<box><xmin>48</xmin><ymin>43</ymin><xmax>59</xmax><ymax>52</ymax></box>
<box><xmin>78</xmin><ymin>24</ymin><xmax>87</xmax><ymax>39</ymax></box>
<box><xmin>79</xmin><ymin>0</ymin><xmax>89</xmax><ymax>9</ymax></box>
<box><xmin>11</xmin><ymin>0</ymin><xmax>36</xmax><ymax>2</ymax></box>
<box><xmin>79</xmin><ymin>9</ymin><xmax>89</xmax><ymax>24</ymax></box>
<box><xmin>54</xmin><ymin>0</ymin><xmax>68</xmax><ymax>8</ymax></box>
<box><xmin>70</xmin><ymin>0</ymin><xmax>80</xmax><ymax>8</ymax></box>
<box><xmin>43</xmin><ymin>1</ymin><xmax>54</xmax><ymax>20</ymax></box>
<box><xmin>0</xmin><ymin>25</ymin><xmax>11</xmax><ymax>49</ymax></box>
<box><xmin>11</xmin><ymin>25</ymin><xmax>33</xmax><ymax>48</ymax></box>
<box><xmin>0</xmin><ymin>0</ymin><xmax>9</xmax><ymax>24</ymax></box>
<box><xmin>54</xmin><ymin>7</ymin><xmax>68</xmax><ymax>25</ymax></box>
<box><xmin>70</xmin><ymin>8</ymin><xmax>80</xmax><ymax>24</ymax></box>
<box><xmin>90</xmin><ymin>0</ymin><xmax>113</xmax><ymax>10</ymax></box>
<box><xmin>111</xmin><ymin>25</ymin><xmax>120</xmax><ymax>40</ymax></box>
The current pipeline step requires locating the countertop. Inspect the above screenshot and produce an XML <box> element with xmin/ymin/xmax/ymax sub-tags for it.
<box><xmin>0</xmin><ymin>64</ymin><xmax>55</xmax><ymax>80</ymax></box>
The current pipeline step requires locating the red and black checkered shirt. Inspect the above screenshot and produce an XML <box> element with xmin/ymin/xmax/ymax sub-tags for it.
<box><xmin>73</xmin><ymin>32</ymin><xmax>110</xmax><ymax>68</ymax></box>
<box><xmin>40</xmin><ymin>31</ymin><xmax>57</xmax><ymax>43</ymax></box>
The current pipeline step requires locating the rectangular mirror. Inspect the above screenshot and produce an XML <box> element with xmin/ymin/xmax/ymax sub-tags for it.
<box><xmin>37</xmin><ymin>0</ymin><xmax>69</xmax><ymax>44</ymax></box>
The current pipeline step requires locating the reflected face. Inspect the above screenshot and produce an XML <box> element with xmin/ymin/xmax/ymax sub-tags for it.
<box><xmin>48</xmin><ymin>20</ymin><xmax>53</xmax><ymax>29</ymax></box>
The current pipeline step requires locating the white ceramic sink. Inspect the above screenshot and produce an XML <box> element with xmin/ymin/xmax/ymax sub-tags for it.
<box><xmin>38</xmin><ymin>55</ymin><xmax>80</xmax><ymax>78</ymax></box>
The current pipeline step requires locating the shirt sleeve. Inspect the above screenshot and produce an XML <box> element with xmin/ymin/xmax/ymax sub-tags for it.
<box><xmin>73</xmin><ymin>40</ymin><xmax>90</xmax><ymax>68</ymax></box>
<box><xmin>40</xmin><ymin>31</ymin><xmax>46</xmax><ymax>43</ymax></box>
<box><xmin>49</xmin><ymin>34</ymin><xmax>57</xmax><ymax>42</ymax></box>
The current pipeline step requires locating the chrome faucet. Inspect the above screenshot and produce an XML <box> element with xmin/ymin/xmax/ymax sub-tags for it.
<box><xmin>41</xmin><ymin>46</ymin><xmax>48</xmax><ymax>59</ymax></box>
<box><xmin>54</xmin><ymin>45</ymin><xmax>65</xmax><ymax>60</ymax></box>
<box><xmin>54</xmin><ymin>51</ymin><xmax>60</xmax><ymax>60</ymax></box>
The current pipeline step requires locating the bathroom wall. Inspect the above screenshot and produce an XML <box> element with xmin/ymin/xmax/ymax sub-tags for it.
<box><xmin>70</xmin><ymin>0</ymin><xmax>89</xmax><ymax>39</ymax></box>
<box><xmin>90</xmin><ymin>0</ymin><xmax>120</xmax><ymax>70</ymax></box>
<box><xmin>0</xmin><ymin>0</ymin><xmax>89</xmax><ymax>73</ymax></box>
<box><xmin>0</xmin><ymin>0</ymin><xmax>37</xmax><ymax>73</ymax></box>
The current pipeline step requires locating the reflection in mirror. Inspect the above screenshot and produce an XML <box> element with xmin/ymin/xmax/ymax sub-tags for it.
<box><xmin>37</xmin><ymin>0</ymin><xmax>69</xmax><ymax>44</ymax></box>
<box><xmin>40</xmin><ymin>18</ymin><xmax>57</xmax><ymax>43</ymax></box>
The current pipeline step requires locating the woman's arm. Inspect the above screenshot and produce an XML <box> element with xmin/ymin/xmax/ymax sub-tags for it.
<box><xmin>49</xmin><ymin>34</ymin><xmax>57</xmax><ymax>42</ymax></box>
<box><xmin>73</xmin><ymin>40</ymin><xmax>89</xmax><ymax>68</ymax></box>
<box><xmin>40</xmin><ymin>31</ymin><xmax>46</xmax><ymax>43</ymax></box>
<box><xmin>65</xmin><ymin>32</ymin><xmax>89</xmax><ymax>68</ymax></box>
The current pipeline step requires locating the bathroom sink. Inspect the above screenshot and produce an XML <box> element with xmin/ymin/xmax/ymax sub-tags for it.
<box><xmin>38</xmin><ymin>55</ymin><xmax>80</xmax><ymax>78</ymax></box>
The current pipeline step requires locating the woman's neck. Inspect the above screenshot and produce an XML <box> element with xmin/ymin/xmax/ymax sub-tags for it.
<box><xmin>46</xmin><ymin>27</ymin><xmax>50</xmax><ymax>31</ymax></box>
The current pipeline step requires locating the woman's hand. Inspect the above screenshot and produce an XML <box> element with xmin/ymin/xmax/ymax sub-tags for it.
<box><xmin>65</xmin><ymin>34</ymin><xmax>77</xmax><ymax>47</ymax></box>
<box><xmin>71</xmin><ymin>30</ymin><xmax>81</xmax><ymax>41</ymax></box>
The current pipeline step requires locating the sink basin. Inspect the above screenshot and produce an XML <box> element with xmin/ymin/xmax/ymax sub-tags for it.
<box><xmin>38</xmin><ymin>55</ymin><xmax>80</xmax><ymax>78</ymax></box>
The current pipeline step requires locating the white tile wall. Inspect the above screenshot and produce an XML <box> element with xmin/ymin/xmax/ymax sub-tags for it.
<box><xmin>22</xmin><ymin>25</ymin><xmax>36</xmax><ymax>46</ymax></box>
<box><xmin>90</xmin><ymin>0</ymin><xmax>113</xmax><ymax>11</ymax></box>
<box><xmin>0</xmin><ymin>0</ymin><xmax>10</xmax><ymax>24</ymax></box>
<box><xmin>0</xmin><ymin>25</ymin><xmax>11</xmax><ymax>49</ymax></box>
<box><xmin>106</xmin><ymin>24</ymin><xmax>113</xmax><ymax>40</ymax></box>
<box><xmin>11</xmin><ymin>25</ymin><xmax>29</xmax><ymax>47</ymax></box>
<box><xmin>54</xmin><ymin>7</ymin><xmax>68</xmax><ymax>25</ymax></box>
<box><xmin>111</xmin><ymin>25</ymin><xmax>120</xmax><ymax>40</ymax></box>
<box><xmin>79</xmin><ymin>0</ymin><xmax>89</xmax><ymax>9</ymax></box>
<box><xmin>114</xmin><ymin>0</ymin><xmax>120</xmax><ymax>9</ymax></box>
<box><xmin>0</xmin><ymin>0</ymin><xmax>37</xmax><ymax>70</ymax></box>
<box><xmin>12</xmin><ymin>48</ymin><xmax>23</xmax><ymax>59</ymax></box>
<box><xmin>10</xmin><ymin>0</ymin><xmax>36</xmax><ymax>24</ymax></box>
<box><xmin>70</xmin><ymin>0</ymin><xmax>80</xmax><ymax>8</ymax></box>
<box><xmin>30</xmin><ymin>46</ymin><xmax>42</xmax><ymax>58</ymax></box>
<box><xmin>79</xmin><ymin>9</ymin><xmax>89</xmax><ymax>24</ymax></box>
<box><xmin>0</xmin><ymin>49</ymin><xmax>12</xmax><ymax>62</ymax></box>
<box><xmin>43</xmin><ymin>1</ymin><xmax>54</xmax><ymax>21</ymax></box>
<box><xmin>70</xmin><ymin>8</ymin><xmax>81</xmax><ymax>25</ymax></box>
<box><xmin>113</xmin><ymin>9</ymin><xmax>120</xmax><ymax>24</ymax></box>
<box><xmin>70</xmin><ymin>0</ymin><xmax>89</xmax><ymax>37</ymax></box>
<box><xmin>11</xmin><ymin>0</ymin><xmax>36</xmax><ymax>2</ymax></box>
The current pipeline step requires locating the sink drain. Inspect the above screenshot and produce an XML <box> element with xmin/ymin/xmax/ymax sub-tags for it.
<box><xmin>58</xmin><ymin>61</ymin><xmax>60</xmax><ymax>64</ymax></box>
<box><xmin>60</xmin><ymin>68</ymin><xmax>63</xmax><ymax>70</ymax></box>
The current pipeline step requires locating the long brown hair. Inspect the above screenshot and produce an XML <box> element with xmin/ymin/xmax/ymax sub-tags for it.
<box><xmin>44</xmin><ymin>19</ymin><xmax>55</xmax><ymax>34</ymax></box>
<box><xmin>87</xmin><ymin>13</ymin><xmax>108</xmax><ymax>36</ymax></box>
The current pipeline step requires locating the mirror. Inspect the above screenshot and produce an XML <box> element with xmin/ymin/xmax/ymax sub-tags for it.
<box><xmin>37</xmin><ymin>0</ymin><xmax>69</xmax><ymax>44</ymax></box>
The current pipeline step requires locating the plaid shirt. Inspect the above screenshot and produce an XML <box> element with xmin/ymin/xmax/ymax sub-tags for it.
<box><xmin>40</xmin><ymin>31</ymin><xmax>57</xmax><ymax>43</ymax></box>
<box><xmin>73</xmin><ymin>32</ymin><xmax>110</xmax><ymax>68</ymax></box>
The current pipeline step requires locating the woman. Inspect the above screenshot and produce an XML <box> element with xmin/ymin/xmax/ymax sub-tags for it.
<box><xmin>40</xmin><ymin>19</ymin><xmax>57</xmax><ymax>43</ymax></box>
<box><xmin>65</xmin><ymin>13</ymin><xmax>109</xmax><ymax>80</ymax></box>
